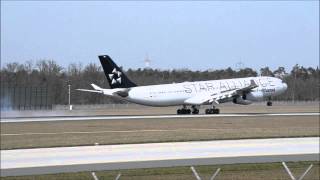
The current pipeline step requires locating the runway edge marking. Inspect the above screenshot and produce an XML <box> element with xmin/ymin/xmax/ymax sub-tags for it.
<box><xmin>1</xmin><ymin>113</ymin><xmax>319</xmax><ymax>123</ymax></box>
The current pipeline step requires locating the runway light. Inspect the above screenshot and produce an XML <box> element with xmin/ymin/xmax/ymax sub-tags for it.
<box><xmin>68</xmin><ymin>84</ymin><xmax>72</xmax><ymax>111</ymax></box>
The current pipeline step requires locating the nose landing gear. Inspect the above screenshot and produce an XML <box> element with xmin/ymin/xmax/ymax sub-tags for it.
<box><xmin>267</xmin><ymin>97</ymin><xmax>273</xmax><ymax>106</ymax></box>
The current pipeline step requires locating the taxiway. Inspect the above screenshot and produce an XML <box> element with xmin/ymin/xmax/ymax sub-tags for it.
<box><xmin>1</xmin><ymin>137</ymin><xmax>319</xmax><ymax>176</ymax></box>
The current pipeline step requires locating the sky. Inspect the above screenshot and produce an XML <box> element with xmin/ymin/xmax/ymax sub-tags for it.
<box><xmin>1</xmin><ymin>1</ymin><xmax>319</xmax><ymax>71</ymax></box>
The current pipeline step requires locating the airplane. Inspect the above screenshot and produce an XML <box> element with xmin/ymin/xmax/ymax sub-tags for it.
<box><xmin>77</xmin><ymin>55</ymin><xmax>288</xmax><ymax>114</ymax></box>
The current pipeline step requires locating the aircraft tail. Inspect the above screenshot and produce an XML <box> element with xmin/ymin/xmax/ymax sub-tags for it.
<box><xmin>98</xmin><ymin>55</ymin><xmax>137</xmax><ymax>89</ymax></box>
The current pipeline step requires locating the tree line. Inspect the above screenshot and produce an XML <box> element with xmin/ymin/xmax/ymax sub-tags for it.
<box><xmin>0</xmin><ymin>60</ymin><xmax>319</xmax><ymax>105</ymax></box>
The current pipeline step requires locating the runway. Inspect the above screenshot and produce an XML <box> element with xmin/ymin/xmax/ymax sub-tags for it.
<box><xmin>1</xmin><ymin>137</ymin><xmax>319</xmax><ymax>176</ymax></box>
<box><xmin>1</xmin><ymin>112</ymin><xmax>319</xmax><ymax>123</ymax></box>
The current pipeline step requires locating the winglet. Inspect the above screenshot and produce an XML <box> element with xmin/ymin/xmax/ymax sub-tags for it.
<box><xmin>91</xmin><ymin>84</ymin><xmax>103</xmax><ymax>91</ymax></box>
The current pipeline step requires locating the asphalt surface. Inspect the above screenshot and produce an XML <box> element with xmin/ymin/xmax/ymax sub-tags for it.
<box><xmin>1</xmin><ymin>112</ymin><xmax>319</xmax><ymax>123</ymax></box>
<box><xmin>1</xmin><ymin>137</ymin><xmax>319</xmax><ymax>177</ymax></box>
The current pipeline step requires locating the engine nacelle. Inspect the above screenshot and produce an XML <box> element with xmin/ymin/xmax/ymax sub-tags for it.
<box><xmin>232</xmin><ymin>95</ymin><xmax>252</xmax><ymax>105</ymax></box>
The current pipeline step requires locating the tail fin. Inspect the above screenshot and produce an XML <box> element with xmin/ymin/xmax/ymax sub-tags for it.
<box><xmin>98</xmin><ymin>55</ymin><xmax>137</xmax><ymax>89</ymax></box>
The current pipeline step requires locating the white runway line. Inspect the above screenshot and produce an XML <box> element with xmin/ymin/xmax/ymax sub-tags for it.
<box><xmin>1</xmin><ymin>112</ymin><xmax>319</xmax><ymax>123</ymax></box>
<box><xmin>1</xmin><ymin>128</ymin><xmax>226</xmax><ymax>136</ymax></box>
<box><xmin>1</xmin><ymin>137</ymin><xmax>319</xmax><ymax>170</ymax></box>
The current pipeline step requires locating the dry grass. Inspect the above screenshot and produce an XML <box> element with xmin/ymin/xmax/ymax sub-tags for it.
<box><xmin>1</xmin><ymin>115</ymin><xmax>319</xmax><ymax>149</ymax></box>
<box><xmin>2</xmin><ymin>161</ymin><xmax>319</xmax><ymax>180</ymax></box>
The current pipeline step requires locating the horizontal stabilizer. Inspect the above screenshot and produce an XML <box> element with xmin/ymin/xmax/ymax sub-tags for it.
<box><xmin>91</xmin><ymin>84</ymin><xmax>103</xmax><ymax>91</ymax></box>
<box><xmin>76</xmin><ymin>89</ymin><xmax>103</xmax><ymax>93</ymax></box>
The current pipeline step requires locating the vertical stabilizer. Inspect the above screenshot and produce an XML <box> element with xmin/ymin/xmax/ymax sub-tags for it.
<box><xmin>98</xmin><ymin>55</ymin><xmax>137</xmax><ymax>89</ymax></box>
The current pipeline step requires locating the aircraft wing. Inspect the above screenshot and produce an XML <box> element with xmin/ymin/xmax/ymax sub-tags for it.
<box><xmin>235</xmin><ymin>79</ymin><xmax>258</xmax><ymax>94</ymax></box>
<box><xmin>184</xmin><ymin>80</ymin><xmax>258</xmax><ymax>105</ymax></box>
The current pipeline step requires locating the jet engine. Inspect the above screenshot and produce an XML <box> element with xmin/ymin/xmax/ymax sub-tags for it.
<box><xmin>232</xmin><ymin>95</ymin><xmax>252</xmax><ymax>105</ymax></box>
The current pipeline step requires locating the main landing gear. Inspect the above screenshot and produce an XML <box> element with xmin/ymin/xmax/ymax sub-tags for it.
<box><xmin>177</xmin><ymin>105</ymin><xmax>199</xmax><ymax>114</ymax></box>
<box><xmin>177</xmin><ymin>108</ymin><xmax>191</xmax><ymax>114</ymax></box>
<box><xmin>176</xmin><ymin>105</ymin><xmax>220</xmax><ymax>114</ymax></box>
<box><xmin>191</xmin><ymin>105</ymin><xmax>200</xmax><ymax>114</ymax></box>
<box><xmin>205</xmin><ymin>105</ymin><xmax>220</xmax><ymax>114</ymax></box>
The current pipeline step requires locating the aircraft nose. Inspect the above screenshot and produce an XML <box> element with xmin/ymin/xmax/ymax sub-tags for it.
<box><xmin>282</xmin><ymin>82</ymin><xmax>288</xmax><ymax>90</ymax></box>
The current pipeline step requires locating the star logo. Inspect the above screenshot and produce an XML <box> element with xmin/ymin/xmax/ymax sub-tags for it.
<box><xmin>109</xmin><ymin>68</ymin><xmax>122</xmax><ymax>84</ymax></box>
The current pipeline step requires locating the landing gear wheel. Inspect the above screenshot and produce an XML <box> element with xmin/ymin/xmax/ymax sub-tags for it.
<box><xmin>191</xmin><ymin>105</ymin><xmax>199</xmax><ymax>114</ymax></box>
<box><xmin>205</xmin><ymin>108</ymin><xmax>220</xmax><ymax>114</ymax></box>
<box><xmin>192</xmin><ymin>109</ymin><xmax>199</xmax><ymax>114</ymax></box>
<box><xmin>267</xmin><ymin>101</ymin><xmax>272</xmax><ymax>106</ymax></box>
<box><xmin>177</xmin><ymin>108</ymin><xmax>191</xmax><ymax>114</ymax></box>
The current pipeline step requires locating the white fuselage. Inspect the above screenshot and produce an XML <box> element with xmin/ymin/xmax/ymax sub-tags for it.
<box><xmin>121</xmin><ymin>76</ymin><xmax>287</xmax><ymax>106</ymax></box>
